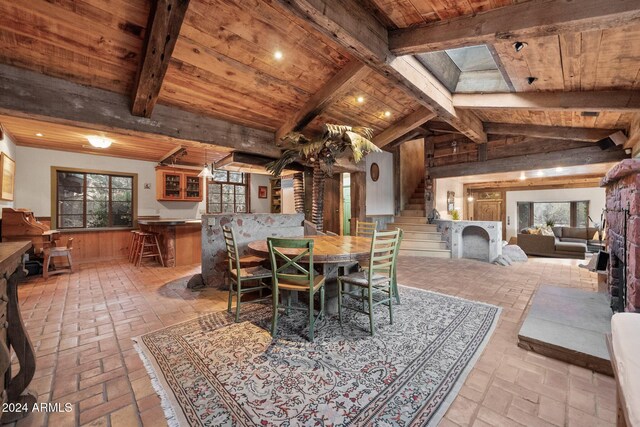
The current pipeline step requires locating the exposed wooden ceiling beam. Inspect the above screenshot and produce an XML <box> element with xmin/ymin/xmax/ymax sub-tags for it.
<box><xmin>625</xmin><ymin>114</ymin><xmax>640</xmax><ymax>153</ymax></box>
<box><xmin>373</xmin><ymin>107</ymin><xmax>436</xmax><ymax>147</ymax></box>
<box><xmin>159</xmin><ymin>145</ymin><xmax>186</xmax><ymax>163</ymax></box>
<box><xmin>453</xmin><ymin>91</ymin><xmax>640</xmax><ymax>112</ymax></box>
<box><xmin>272</xmin><ymin>0</ymin><xmax>487</xmax><ymax>143</ymax></box>
<box><xmin>276</xmin><ymin>60</ymin><xmax>370</xmax><ymax>142</ymax></box>
<box><xmin>484</xmin><ymin>123</ymin><xmax>625</xmax><ymax>142</ymax></box>
<box><xmin>131</xmin><ymin>0</ymin><xmax>190</xmax><ymax>117</ymax></box>
<box><xmin>430</xmin><ymin>145</ymin><xmax>628</xmax><ymax>178</ymax></box>
<box><xmin>0</xmin><ymin>64</ymin><xmax>280</xmax><ymax>157</ymax></box>
<box><xmin>383</xmin><ymin>129</ymin><xmax>427</xmax><ymax>151</ymax></box>
<box><xmin>389</xmin><ymin>0</ymin><xmax>640</xmax><ymax>55</ymax></box>
<box><xmin>465</xmin><ymin>174</ymin><xmax>604</xmax><ymax>191</ymax></box>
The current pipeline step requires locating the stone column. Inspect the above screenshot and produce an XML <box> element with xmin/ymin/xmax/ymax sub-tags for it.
<box><xmin>292</xmin><ymin>172</ymin><xmax>305</xmax><ymax>213</ymax></box>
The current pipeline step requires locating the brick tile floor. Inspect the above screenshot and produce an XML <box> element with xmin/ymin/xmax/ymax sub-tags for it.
<box><xmin>11</xmin><ymin>256</ymin><xmax>615</xmax><ymax>426</ymax></box>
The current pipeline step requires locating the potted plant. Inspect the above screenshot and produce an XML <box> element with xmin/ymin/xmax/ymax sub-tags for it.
<box><xmin>267</xmin><ymin>124</ymin><xmax>380</xmax><ymax>232</ymax></box>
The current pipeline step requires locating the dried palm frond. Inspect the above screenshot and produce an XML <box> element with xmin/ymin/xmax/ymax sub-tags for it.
<box><xmin>344</xmin><ymin>130</ymin><xmax>381</xmax><ymax>163</ymax></box>
<box><xmin>265</xmin><ymin>149</ymin><xmax>300</xmax><ymax>177</ymax></box>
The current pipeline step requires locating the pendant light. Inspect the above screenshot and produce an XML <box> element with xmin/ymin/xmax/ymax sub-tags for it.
<box><xmin>198</xmin><ymin>147</ymin><xmax>213</xmax><ymax>178</ymax></box>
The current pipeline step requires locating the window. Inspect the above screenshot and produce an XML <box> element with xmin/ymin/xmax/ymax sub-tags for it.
<box><xmin>517</xmin><ymin>201</ymin><xmax>590</xmax><ymax>231</ymax></box>
<box><xmin>55</xmin><ymin>169</ymin><xmax>135</xmax><ymax>229</ymax></box>
<box><xmin>207</xmin><ymin>170</ymin><xmax>249</xmax><ymax>213</ymax></box>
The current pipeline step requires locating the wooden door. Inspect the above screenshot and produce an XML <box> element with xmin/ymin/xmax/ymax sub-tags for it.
<box><xmin>474</xmin><ymin>200</ymin><xmax>502</xmax><ymax>222</ymax></box>
<box><xmin>322</xmin><ymin>174</ymin><xmax>342</xmax><ymax>234</ymax></box>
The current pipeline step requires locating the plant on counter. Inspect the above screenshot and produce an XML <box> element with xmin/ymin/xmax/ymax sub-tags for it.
<box><xmin>451</xmin><ymin>209</ymin><xmax>460</xmax><ymax>220</ymax></box>
<box><xmin>266</xmin><ymin>124</ymin><xmax>380</xmax><ymax>232</ymax></box>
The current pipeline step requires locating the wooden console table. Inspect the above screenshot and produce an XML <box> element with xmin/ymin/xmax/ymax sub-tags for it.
<box><xmin>0</xmin><ymin>241</ymin><xmax>37</xmax><ymax>424</ymax></box>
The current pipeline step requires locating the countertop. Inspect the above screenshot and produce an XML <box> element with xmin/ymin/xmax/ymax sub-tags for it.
<box><xmin>0</xmin><ymin>241</ymin><xmax>31</xmax><ymax>274</ymax></box>
<box><xmin>137</xmin><ymin>219</ymin><xmax>202</xmax><ymax>226</ymax></box>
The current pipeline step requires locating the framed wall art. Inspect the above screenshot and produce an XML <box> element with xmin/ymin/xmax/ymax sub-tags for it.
<box><xmin>0</xmin><ymin>152</ymin><xmax>15</xmax><ymax>201</ymax></box>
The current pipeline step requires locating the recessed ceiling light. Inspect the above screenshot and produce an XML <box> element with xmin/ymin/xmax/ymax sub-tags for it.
<box><xmin>526</xmin><ymin>77</ymin><xmax>537</xmax><ymax>85</ymax></box>
<box><xmin>536</xmin><ymin>170</ymin><xmax>544</xmax><ymax>177</ymax></box>
<box><xmin>513</xmin><ymin>41</ymin><xmax>528</xmax><ymax>52</ymax></box>
<box><xmin>519</xmin><ymin>172</ymin><xmax>526</xmax><ymax>181</ymax></box>
<box><xmin>384</xmin><ymin>111</ymin><xmax>391</xmax><ymax>117</ymax></box>
<box><xmin>356</xmin><ymin>96</ymin><xmax>365</xmax><ymax>104</ymax></box>
<box><xmin>555</xmin><ymin>167</ymin><xmax>564</xmax><ymax>172</ymax></box>
<box><xmin>86</xmin><ymin>135</ymin><xmax>113</xmax><ymax>149</ymax></box>
<box><xmin>274</xmin><ymin>50</ymin><xmax>283</xmax><ymax>60</ymax></box>
<box><xmin>35</xmin><ymin>133</ymin><xmax>43</xmax><ymax>137</ymax></box>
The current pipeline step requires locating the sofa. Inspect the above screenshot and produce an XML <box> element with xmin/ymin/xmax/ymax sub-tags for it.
<box><xmin>517</xmin><ymin>227</ymin><xmax>598</xmax><ymax>259</ymax></box>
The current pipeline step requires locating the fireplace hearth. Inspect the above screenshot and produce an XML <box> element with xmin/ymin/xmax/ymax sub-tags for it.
<box><xmin>601</xmin><ymin>159</ymin><xmax>640</xmax><ymax>313</ymax></box>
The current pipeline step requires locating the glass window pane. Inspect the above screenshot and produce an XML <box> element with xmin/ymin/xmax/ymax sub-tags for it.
<box><xmin>112</xmin><ymin>176</ymin><xmax>132</xmax><ymax>189</ymax></box>
<box><xmin>212</xmin><ymin>170</ymin><xmax>227</xmax><ymax>182</ymax></box>
<box><xmin>236</xmin><ymin>185</ymin><xmax>245</xmax><ymax>195</ymax></box>
<box><xmin>222</xmin><ymin>184</ymin><xmax>233</xmax><ymax>193</ymax></box>
<box><xmin>87</xmin><ymin>174</ymin><xmax>108</xmax><ymax>187</ymax></box>
<box><xmin>112</xmin><ymin>202</ymin><xmax>132</xmax><ymax>215</ymax></box>
<box><xmin>60</xmin><ymin>201</ymin><xmax>83</xmax><ymax>215</ymax></box>
<box><xmin>228</xmin><ymin>172</ymin><xmax>243</xmax><ymax>183</ymax></box>
<box><xmin>112</xmin><ymin>189</ymin><xmax>132</xmax><ymax>202</ymax></box>
<box><xmin>517</xmin><ymin>203</ymin><xmax>530</xmax><ymax>231</ymax></box>
<box><xmin>86</xmin><ymin>214</ymin><xmax>108</xmax><ymax>228</ymax></box>
<box><xmin>208</xmin><ymin>203</ymin><xmax>221</xmax><ymax>213</ymax></box>
<box><xmin>222</xmin><ymin>204</ymin><xmax>234</xmax><ymax>213</ymax></box>
<box><xmin>87</xmin><ymin>187</ymin><xmax>108</xmax><ymax>201</ymax></box>
<box><xmin>576</xmin><ymin>201</ymin><xmax>589</xmax><ymax>227</ymax></box>
<box><xmin>87</xmin><ymin>201</ymin><xmax>108</xmax><ymax>215</ymax></box>
<box><xmin>59</xmin><ymin>215</ymin><xmax>83</xmax><ymax>228</ymax></box>
<box><xmin>236</xmin><ymin>204</ymin><xmax>246</xmax><ymax>213</ymax></box>
<box><xmin>236</xmin><ymin>194</ymin><xmax>246</xmax><ymax>204</ymax></box>
<box><xmin>111</xmin><ymin>214</ymin><xmax>132</xmax><ymax>227</ymax></box>
<box><xmin>222</xmin><ymin>193</ymin><xmax>233</xmax><ymax>203</ymax></box>
<box><xmin>533</xmin><ymin>202</ymin><xmax>570</xmax><ymax>227</ymax></box>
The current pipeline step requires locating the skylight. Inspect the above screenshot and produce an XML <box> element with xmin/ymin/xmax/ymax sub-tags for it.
<box><xmin>415</xmin><ymin>45</ymin><xmax>510</xmax><ymax>93</ymax></box>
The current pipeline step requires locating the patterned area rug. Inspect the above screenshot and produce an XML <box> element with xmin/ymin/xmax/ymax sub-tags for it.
<box><xmin>134</xmin><ymin>286</ymin><xmax>500</xmax><ymax>426</ymax></box>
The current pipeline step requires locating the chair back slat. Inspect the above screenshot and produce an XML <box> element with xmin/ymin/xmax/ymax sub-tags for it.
<box><xmin>356</xmin><ymin>220</ymin><xmax>377</xmax><ymax>238</ymax></box>
<box><xmin>267</xmin><ymin>238</ymin><xmax>315</xmax><ymax>291</ymax></box>
<box><xmin>368</xmin><ymin>228</ymin><xmax>403</xmax><ymax>277</ymax></box>
<box><xmin>222</xmin><ymin>225</ymin><xmax>242</xmax><ymax>273</ymax></box>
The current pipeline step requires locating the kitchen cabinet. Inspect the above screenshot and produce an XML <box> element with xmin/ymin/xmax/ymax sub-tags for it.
<box><xmin>155</xmin><ymin>167</ymin><xmax>203</xmax><ymax>201</ymax></box>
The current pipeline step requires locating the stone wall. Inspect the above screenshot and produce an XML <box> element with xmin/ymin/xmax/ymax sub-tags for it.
<box><xmin>201</xmin><ymin>213</ymin><xmax>305</xmax><ymax>288</ymax></box>
<box><xmin>602</xmin><ymin>159</ymin><xmax>640</xmax><ymax>312</ymax></box>
<box><xmin>435</xmin><ymin>219</ymin><xmax>502</xmax><ymax>263</ymax></box>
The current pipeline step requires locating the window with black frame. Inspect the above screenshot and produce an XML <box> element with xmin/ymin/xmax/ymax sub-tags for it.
<box><xmin>56</xmin><ymin>170</ymin><xmax>134</xmax><ymax>229</ymax></box>
<box><xmin>517</xmin><ymin>200</ymin><xmax>589</xmax><ymax>231</ymax></box>
<box><xmin>206</xmin><ymin>170</ymin><xmax>248</xmax><ymax>213</ymax></box>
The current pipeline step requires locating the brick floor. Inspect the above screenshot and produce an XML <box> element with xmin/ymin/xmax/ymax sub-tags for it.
<box><xmin>11</xmin><ymin>256</ymin><xmax>615</xmax><ymax>426</ymax></box>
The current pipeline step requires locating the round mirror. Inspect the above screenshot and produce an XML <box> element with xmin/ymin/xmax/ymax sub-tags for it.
<box><xmin>370</xmin><ymin>162</ymin><xmax>380</xmax><ymax>182</ymax></box>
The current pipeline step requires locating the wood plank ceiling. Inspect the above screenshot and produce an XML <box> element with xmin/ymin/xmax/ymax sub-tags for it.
<box><xmin>0</xmin><ymin>0</ymin><xmax>639</xmax><ymax>162</ymax></box>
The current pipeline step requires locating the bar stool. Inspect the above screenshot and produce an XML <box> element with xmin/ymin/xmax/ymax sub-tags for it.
<box><xmin>128</xmin><ymin>230</ymin><xmax>142</xmax><ymax>263</ymax></box>
<box><xmin>43</xmin><ymin>238</ymin><xmax>74</xmax><ymax>279</ymax></box>
<box><xmin>135</xmin><ymin>232</ymin><xmax>165</xmax><ymax>267</ymax></box>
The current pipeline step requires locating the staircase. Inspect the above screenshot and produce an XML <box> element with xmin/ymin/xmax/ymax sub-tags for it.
<box><xmin>387</xmin><ymin>179</ymin><xmax>451</xmax><ymax>258</ymax></box>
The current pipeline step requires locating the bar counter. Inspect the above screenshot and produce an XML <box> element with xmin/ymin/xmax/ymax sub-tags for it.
<box><xmin>138</xmin><ymin>219</ymin><xmax>201</xmax><ymax>267</ymax></box>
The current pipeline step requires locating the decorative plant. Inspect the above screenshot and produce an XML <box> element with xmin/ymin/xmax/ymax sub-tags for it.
<box><xmin>546</xmin><ymin>219</ymin><xmax>555</xmax><ymax>227</ymax></box>
<box><xmin>451</xmin><ymin>209</ymin><xmax>460</xmax><ymax>220</ymax></box>
<box><xmin>266</xmin><ymin>124</ymin><xmax>380</xmax><ymax>231</ymax></box>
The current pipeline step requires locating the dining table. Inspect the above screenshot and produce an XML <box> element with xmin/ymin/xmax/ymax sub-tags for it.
<box><xmin>247</xmin><ymin>235</ymin><xmax>372</xmax><ymax>313</ymax></box>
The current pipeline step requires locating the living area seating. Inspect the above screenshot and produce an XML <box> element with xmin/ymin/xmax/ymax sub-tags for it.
<box><xmin>517</xmin><ymin>226</ymin><xmax>599</xmax><ymax>259</ymax></box>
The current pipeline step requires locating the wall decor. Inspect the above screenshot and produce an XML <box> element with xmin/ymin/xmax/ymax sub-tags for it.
<box><xmin>447</xmin><ymin>191</ymin><xmax>455</xmax><ymax>214</ymax></box>
<box><xmin>0</xmin><ymin>153</ymin><xmax>15</xmax><ymax>201</ymax></box>
<box><xmin>370</xmin><ymin>162</ymin><xmax>380</xmax><ymax>182</ymax></box>
<box><xmin>258</xmin><ymin>186</ymin><xmax>268</xmax><ymax>199</ymax></box>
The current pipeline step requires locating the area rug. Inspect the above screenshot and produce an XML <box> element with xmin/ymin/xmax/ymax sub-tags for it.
<box><xmin>133</xmin><ymin>286</ymin><xmax>500</xmax><ymax>427</ymax></box>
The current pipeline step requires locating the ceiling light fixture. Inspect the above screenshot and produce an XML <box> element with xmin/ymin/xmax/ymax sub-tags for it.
<box><xmin>555</xmin><ymin>167</ymin><xmax>564</xmax><ymax>172</ymax></box>
<box><xmin>198</xmin><ymin>147</ymin><xmax>214</xmax><ymax>178</ymax></box>
<box><xmin>536</xmin><ymin>170</ymin><xmax>545</xmax><ymax>177</ymax></box>
<box><xmin>274</xmin><ymin>50</ymin><xmax>283</xmax><ymax>60</ymax></box>
<box><xmin>384</xmin><ymin>111</ymin><xmax>391</xmax><ymax>117</ymax></box>
<box><xmin>86</xmin><ymin>135</ymin><xmax>113</xmax><ymax>149</ymax></box>
<box><xmin>526</xmin><ymin>76</ymin><xmax>537</xmax><ymax>85</ymax></box>
<box><xmin>519</xmin><ymin>172</ymin><xmax>526</xmax><ymax>181</ymax></box>
<box><xmin>467</xmin><ymin>193</ymin><xmax>474</xmax><ymax>202</ymax></box>
<box><xmin>513</xmin><ymin>41</ymin><xmax>528</xmax><ymax>52</ymax></box>
<box><xmin>451</xmin><ymin>140</ymin><xmax>458</xmax><ymax>154</ymax></box>
<box><xmin>35</xmin><ymin>133</ymin><xmax>43</xmax><ymax>137</ymax></box>
<box><xmin>356</xmin><ymin>96</ymin><xmax>365</xmax><ymax>104</ymax></box>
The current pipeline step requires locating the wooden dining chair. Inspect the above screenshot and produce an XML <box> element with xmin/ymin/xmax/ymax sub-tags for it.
<box><xmin>267</xmin><ymin>237</ymin><xmax>326</xmax><ymax>342</ymax></box>
<box><xmin>356</xmin><ymin>220</ymin><xmax>377</xmax><ymax>238</ymax></box>
<box><xmin>337</xmin><ymin>228</ymin><xmax>403</xmax><ymax>335</ymax></box>
<box><xmin>222</xmin><ymin>225</ymin><xmax>272</xmax><ymax>322</ymax></box>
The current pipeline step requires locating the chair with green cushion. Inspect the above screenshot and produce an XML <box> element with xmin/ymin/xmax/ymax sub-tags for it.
<box><xmin>267</xmin><ymin>238</ymin><xmax>326</xmax><ymax>342</ymax></box>
<box><xmin>223</xmin><ymin>225</ymin><xmax>272</xmax><ymax>322</ymax></box>
<box><xmin>356</xmin><ymin>220</ymin><xmax>377</xmax><ymax>238</ymax></box>
<box><xmin>338</xmin><ymin>228</ymin><xmax>403</xmax><ymax>335</ymax></box>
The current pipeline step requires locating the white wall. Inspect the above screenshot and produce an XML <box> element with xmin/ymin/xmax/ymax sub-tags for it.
<box><xmin>435</xmin><ymin>177</ymin><xmax>465</xmax><ymax>219</ymax></box>
<box><xmin>249</xmin><ymin>173</ymin><xmax>271</xmax><ymax>213</ymax></box>
<box><xmin>366</xmin><ymin>151</ymin><xmax>394</xmax><ymax>216</ymax></box>
<box><xmin>280</xmin><ymin>177</ymin><xmax>296</xmax><ymax>214</ymax></box>
<box><xmin>0</xmin><ymin>129</ymin><xmax>16</xmax><ymax>215</ymax></box>
<box><xmin>14</xmin><ymin>146</ymin><xmax>271</xmax><ymax>219</ymax></box>
<box><xmin>505</xmin><ymin>187</ymin><xmax>606</xmax><ymax>240</ymax></box>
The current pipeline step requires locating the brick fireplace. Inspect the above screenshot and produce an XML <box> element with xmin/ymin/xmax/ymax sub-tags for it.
<box><xmin>601</xmin><ymin>159</ymin><xmax>640</xmax><ymax>312</ymax></box>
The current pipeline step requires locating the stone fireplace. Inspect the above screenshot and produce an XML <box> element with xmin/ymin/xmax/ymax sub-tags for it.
<box><xmin>435</xmin><ymin>220</ymin><xmax>502</xmax><ymax>262</ymax></box>
<box><xmin>601</xmin><ymin>159</ymin><xmax>640</xmax><ymax>312</ymax></box>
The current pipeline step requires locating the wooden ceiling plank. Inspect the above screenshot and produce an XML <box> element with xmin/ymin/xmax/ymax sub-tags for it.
<box><xmin>389</xmin><ymin>0</ymin><xmax>640</xmax><ymax>54</ymax></box>
<box><xmin>0</xmin><ymin>63</ymin><xmax>279</xmax><ymax>157</ymax></box>
<box><xmin>454</xmin><ymin>91</ymin><xmax>640</xmax><ymax>111</ymax></box>
<box><xmin>373</xmin><ymin>106</ymin><xmax>436</xmax><ymax>147</ymax></box>
<box><xmin>430</xmin><ymin>145</ymin><xmax>628</xmax><ymax>178</ymax></box>
<box><xmin>131</xmin><ymin>0</ymin><xmax>190</xmax><ymax>117</ymax></box>
<box><xmin>484</xmin><ymin>123</ymin><xmax>624</xmax><ymax>142</ymax></box>
<box><xmin>271</xmin><ymin>0</ymin><xmax>487</xmax><ymax>143</ymax></box>
<box><xmin>275</xmin><ymin>60</ymin><xmax>371</xmax><ymax>141</ymax></box>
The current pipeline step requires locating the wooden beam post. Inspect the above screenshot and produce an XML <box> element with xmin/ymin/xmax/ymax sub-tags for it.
<box><xmin>132</xmin><ymin>0</ymin><xmax>190</xmax><ymax>117</ymax></box>
<box><xmin>276</xmin><ymin>60</ymin><xmax>370</xmax><ymax>142</ymax></box>
<box><xmin>373</xmin><ymin>107</ymin><xmax>436</xmax><ymax>147</ymax></box>
<box><xmin>350</xmin><ymin>171</ymin><xmax>366</xmax><ymax>236</ymax></box>
<box><xmin>272</xmin><ymin>0</ymin><xmax>487</xmax><ymax>143</ymax></box>
<box><xmin>0</xmin><ymin>64</ymin><xmax>279</xmax><ymax>157</ymax></box>
<box><xmin>424</xmin><ymin>136</ymin><xmax>435</xmax><ymax>217</ymax></box>
<box><xmin>484</xmin><ymin>123</ymin><xmax>626</xmax><ymax>142</ymax></box>
<box><xmin>389</xmin><ymin>0</ymin><xmax>640</xmax><ymax>54</ymax></box>
<box><xmin>430</xmin><ymin>145</ymin><xmax>629</xmax><ymax>178</ymax></box>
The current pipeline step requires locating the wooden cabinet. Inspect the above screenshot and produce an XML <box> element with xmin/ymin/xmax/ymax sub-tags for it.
<box><xmin>155</xmin><ymin>167</ymin><xmax>203</xmax><ymax>201</ymax></box>
<box><xmin>270</xmin><ymin>178</ymin><xmax>282</xmax><ymax>213</ymax></box>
